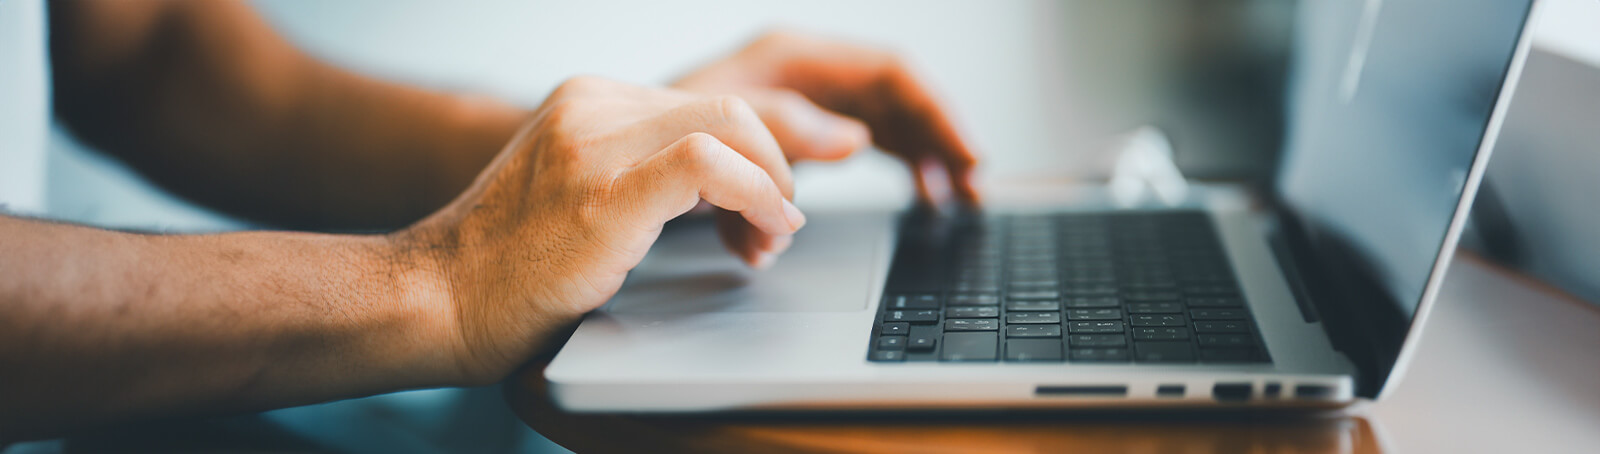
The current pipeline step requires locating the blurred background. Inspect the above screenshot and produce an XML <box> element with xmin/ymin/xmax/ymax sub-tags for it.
<box><xmin>23</xmin><ymin>0</ymin><xmax>1599</xmax><ymax>452</ymax></box>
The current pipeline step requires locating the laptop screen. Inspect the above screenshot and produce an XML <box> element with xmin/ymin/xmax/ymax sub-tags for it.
<box><xmin>1274</xmin><ymin>0</ymin><xmax>1533</xmax><ymax>394</ymax></box>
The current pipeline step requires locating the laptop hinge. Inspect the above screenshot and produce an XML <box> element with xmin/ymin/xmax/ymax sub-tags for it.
<box><xmin>1264</xmin><ymin>217</ymin><xmax>1321</xmax><ymax>324</ymax></box>
<box><xmin>1265</xmin><ymin>207</ymin><xmax>1404</xmax><ymax>399</ymax></box>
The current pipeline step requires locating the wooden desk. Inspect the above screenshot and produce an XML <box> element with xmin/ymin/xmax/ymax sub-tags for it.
<box><xmin>507</xmin><ymin>254</ymin><xmax>1600</xmax><ymax>453</ymax></box>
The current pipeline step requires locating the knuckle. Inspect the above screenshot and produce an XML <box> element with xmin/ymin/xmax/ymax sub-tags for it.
<box><xmin>575</xmin><ymin>169</ymin><xmax>624</xmax><ymax>222</ymax></box>
<box><xmin>533</xmin><ymin>104</ymin><xmax>588</xmax><ymax>148</ymax></box>
<box><xmin>707</xmin><ymin>95</ymin><xmax>758</xmax><ymax>126</ymax></box>
<box><xmin>682</xmin><ymin>130</ymin><xmax>720</xmax><ymax>147</ymax></box>
<box><xmin>536</xmin><ymin>90</ymin><xmax>596</xmax><ymax>133</ymax></box>
<box><xmin>552</xmin><ymin>75</ymin><xmax>605</xmax><ymax>98</ymax></box>
<box><xmin>676</xmin><ymin>132</ymin><xmax>725</xmax><ymax>171</ymax></box>
<box><xmin>564</xmin><ymin>75</ymin><xmax>604</xmax><ymax>91</ymax></box>
<box><xmin>540</xmin><ymin>98</ymin><xmax>579</xmax><ymax>123</ymax></box>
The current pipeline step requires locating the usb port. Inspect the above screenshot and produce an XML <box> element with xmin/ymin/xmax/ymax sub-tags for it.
<box><xmin>1212</xmin><ymin>383</ymin><xmax>1252</xmax><ymax>402</ymax></box>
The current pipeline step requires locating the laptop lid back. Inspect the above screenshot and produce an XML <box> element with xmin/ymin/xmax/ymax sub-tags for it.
<box><xmin>1274</xmin><ymin>0</ymin><xmax>1537</xmax><ymax>398</ymax></box>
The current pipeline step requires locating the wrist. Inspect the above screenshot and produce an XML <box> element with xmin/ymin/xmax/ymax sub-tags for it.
<box><xmin>365</xmin><ymin>229</ymin><xmax>471</xmax><ymax>388</ymax></box>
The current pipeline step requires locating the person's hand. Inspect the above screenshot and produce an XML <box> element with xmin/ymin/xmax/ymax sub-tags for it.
<box><xmin>674</xmin><ymin>30</ymin><xmax>980</xmax><ymax>204</ymax></box>
<box><xmin>674</xmin><ymin>30</ymin><xmax>979</xmax><ymax>262</ymax></box>
<box><xmin>395</xmin><ymin>77</ymin><xmax>805</xmax><ymax>384</ymax></box>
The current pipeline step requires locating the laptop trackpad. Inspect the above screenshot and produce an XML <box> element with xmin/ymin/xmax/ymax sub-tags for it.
<box><xmin>603</xmin><ymin>212</ymin><xmax>891</xmax><ymax>313</ymax></box>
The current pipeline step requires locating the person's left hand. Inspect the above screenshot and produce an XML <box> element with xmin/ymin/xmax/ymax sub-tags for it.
<box><xmin>674</xmin><ymin>30</ymin><xmax>980</xmax><ymax>263</ymax></box>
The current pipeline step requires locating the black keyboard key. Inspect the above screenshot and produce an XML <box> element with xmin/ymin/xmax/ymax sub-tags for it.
<box><xmin>1123</xmin><ymin>292</ymin><xmax>1182</xmax><ymax>302</ymax></box>
<box><xmin>1068</xmin><ymin>321</ymin><xmax>1125</xmax><ymax>333</ymax></box>
<box><xmin>1067</xmin><ymin>309</ymin><xmax>1123</xmax><ymax>320</ymax></box>
<box><xmin>1191</xmin><ymin>309</ymin><xmax>1249</xmax><ymax>320</ymax></box>
<box><xmin>1008</xmin><ymin>280</ymin><xmax>1060</xmax><ymax>291</ymax></box>
<box><xmin>1063</xmin><ymin>297</ymin><xmax>1120</xmax><ymax>308</ymax></box>
<box><xmin>1008</xmin><ymin>290</ymin><xmax>1060</xmax><ymax>300</ymax></box>
<box><xmin>908</xmin><ymin>334</ymin><xmax>937</xmax><ymax>351</ymax></box>
<box><xmin>1006</xmin><ymin>300</ymin><xmax>1060</xmax><ymax>311</ymax></box>
<box><xmin>886</xmin><ymin>310</ymin><xmax>940</xmax><ymax>324</ymax></box>
<box><xmin>952</xmin><ymin>282</ymin><xmax>1000</xmax><ymax>292</ymax></box>
<box><xmin>881</xmin><ymin>322</ymin><xmax>910</xmax><ymax>335</ymax></box>
<box><xmin>1009</xmin><ymin>267</ymin><xmax>1057</xmax><ymax>277</ymax></box>
<box><xmin>1127</xmin><ymin>302</ymin><xmax>1184</xmax><ymax>314</ymax></box>
<box><xmin>1130</xmin><ymin>314</ymin><xmax>1187</xmax><ymax>327</ymax></box>
<box><xmin>1198</xmin><ymin>334</ymin><xmax>1254</xmax><ymax>348</ymax></box>
<box><xmin>1063</xmin><ymin>285</ymin><xmax>1118</xmax><ymax>296</ymax></box>
<box><xmin>1008</xmin><ymin>271</ymin><xmax>1056</xmax><ymax>281</ymax></box>
<box><xmin>1194</xmin><ymin>321</ymin><xmax>1251</xmax><ymax>333</ymax></box>
<box><xmin>957</xmin><ymin>263</ymin><xmax>1000</xmax><ymax>271</ymax></box>
<box><xmin>870</xmin><ymin>350</ymin><xmax>905</xmax><ymax>361</ymax></box>
<box><xmin>955</xmin><ymin>276</ymin><xmax>1000</xmax><ymax>285</ymax></box>
<box><xmin>1009</xmin><ymin>247</ymin><xmax>1054</xmax><ymax>256</ymax></box>
<box><xmin>1200</xmin><ymin>348</ymin><xmax>1258</xmax><ymax>363</ymax></box>
<box><xmin>958</xmin><ymin>271</ymin><xmax>1001</xmax><ymax>282</ymax></box>
<box><xmin>958</xmin><ymin>269</ymin><xmax>1001</xmax><ymax>277</ymax></box>
<box><xmin>1187</xmin><ymin>297</ymin><xmax>1244</xmax><ymax>307</ymax></box>
<box><xmin>1186</xmin><ymin>284</ymin><xmax>1239</xmax><ymax>295</ymax></box>
<box><xmin>1179</xmin><ymin>274</ymin><xmax>1230</xmax><ymax>284</ymax></box>
<box><xmin>1122</xmin><ymin>282</ymin><xmax>1179</xmax><ymax>292</ymax></box>
<box><xmin>941</xmin><ymin>332</ymin><xmax>998</xmax><ymax>361</ymax></box>
<box><xmin>1069</xmin><ymin>348</ymin><xmax>1129</xmax><ymax>362</ymax></box>
<box><xmin>884</xmin><ymin>294</ymin><xmax>940</xmax><ymax>309</ymax></box>
<box><xmin>877</xmin><ymin>336</ymin><xmax>906</xmax><ymax>350</ymax></box>
<box><xmin>948</xmin><ymin>294</ymin><xmax>1000</xmax><ymax>306</ymax></box>
<box><xmin>954</xmin><ymin>269</ymin><xmax>999</xmax><ymax>281</ymax></box>
<box><xmin>1006</xmin><ymin>339</ymin><xmax>1063</xmax><ymax>361</ymax></box>
<box><xmin>1006</xmin><ymin>312</ymin><xmax>1060</xmax><ymax>324</ymax></box>
<box><xmin>1134</xmin><ymin>342</ymin><xmax>1195</xmax><ymax>362</ymax></box>
<box><xmin>1067</xmin><ymin>334</ymin><xmax>1127</xmax><ymax>347</ymax></box>
<box><xmin>1132</xmin><ymin>327</ymin><xmax>1191</xmax><ymax>341</ymax></box>
<box><xmin>945</xmin><ymin>319</ymin><xmax>999</xmax><ymax>331</ymax></box>
<box><xmin>946</xmin><ymin>307</ymin><xmax>1000</xmax><ymax>318</ymax></box>
<box><xmin>1009</xmin><ymin>259</ymin><xmax>1055</xmax><ymax>267</ymax></box>
<box><xmin>1006</xmin><ymin>325</ymin><xmax>1062</xmax><ymax>338</ymax></box>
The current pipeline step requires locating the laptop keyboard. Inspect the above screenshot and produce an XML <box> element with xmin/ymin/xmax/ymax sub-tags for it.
<box><xmin>866</xmin><ymin>210</ymin><xmax>1272</xmax><ymax>364</ymax></box>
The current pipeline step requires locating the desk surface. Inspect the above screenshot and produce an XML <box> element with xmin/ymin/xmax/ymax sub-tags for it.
<box><xmin>507</xmin><ymin>253</ymin><xmax>1600</xmax><ymax>453</ymax></box>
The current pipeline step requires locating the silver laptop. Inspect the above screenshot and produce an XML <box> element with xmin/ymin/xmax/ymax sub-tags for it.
<box><xmin>546</xmin><ymin>0</ymin><xmax>1538</xmax><ymax>410</ymax></box>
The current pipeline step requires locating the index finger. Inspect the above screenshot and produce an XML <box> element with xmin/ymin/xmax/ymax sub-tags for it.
<box><xmin>881</xmin><ymin>67</ymin><xmax>981</xmax><ymax>205</ymax></box>
<box><xmin>737</xmin><ymin>33</ymin><xmax>981</xmax><ymax>204</ymax></box>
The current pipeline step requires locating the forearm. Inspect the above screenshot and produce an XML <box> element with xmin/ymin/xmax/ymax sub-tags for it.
<box><xmin>0</xmin><ymin>216</ymin><xmax>460</xmax><ymax>441</ymax></box>
<box><xmin>218</xmin><ymin>64</ymin><xmax>527</xmax><ymax>229</ymax></box>
<box><xmin>49</xmin><ymin>0</ymin><xmax>528</xmax><ymax>230</ymax></box>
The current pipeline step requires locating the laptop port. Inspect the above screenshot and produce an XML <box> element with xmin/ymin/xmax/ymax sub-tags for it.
<box><xmin>1212</xmin><ymin>383</ymin><xmax>1252</xmax><ymax>402</ymax></box>
<box><xmin>1263</xmin><ymin>382</ymin><xmax>1283</xmax><ymax>399</ymax></box>
<box><xmin>1295</xmin><ymin>384</ymin><xmax>1333</xmax><ymax>399</ymax></box>
<box><xmin>1156</xmin><ymin>384</ymin><xmax>1185</xmax><ymax>398</ymax></box>
<box><xmin>1035</xmin><ymin>385</ymin><xmax>1127</xmax><ymax>397</ymax></box>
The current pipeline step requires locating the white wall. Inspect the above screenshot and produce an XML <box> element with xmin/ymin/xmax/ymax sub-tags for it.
<box><xmin>1533</xmin><ymin>0</ymin><xmax>1600</xmax><ymax>67</ymax></box>
<box><xmin>247</xmin><ymin>0</ymin><xmax>1094</xmax><ymax>211</ymax></box>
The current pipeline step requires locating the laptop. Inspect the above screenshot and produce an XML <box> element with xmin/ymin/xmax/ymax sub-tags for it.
<box><xmin>546</xmin><ymin>0</ymin><xmax>1538</xmax><ymax>410</ymax></box>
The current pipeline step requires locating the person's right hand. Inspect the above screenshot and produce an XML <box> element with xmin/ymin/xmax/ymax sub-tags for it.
<box><xmin>393</xmin><ymin>77</ymin><xmax>806</xmax><ymax>385</ymax></box>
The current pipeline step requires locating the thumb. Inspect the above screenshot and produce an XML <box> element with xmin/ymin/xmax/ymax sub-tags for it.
<box><xmin>745</xmin><ymin>89</ymin><xmax>871</xmax><ymax>162</ymax></box>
